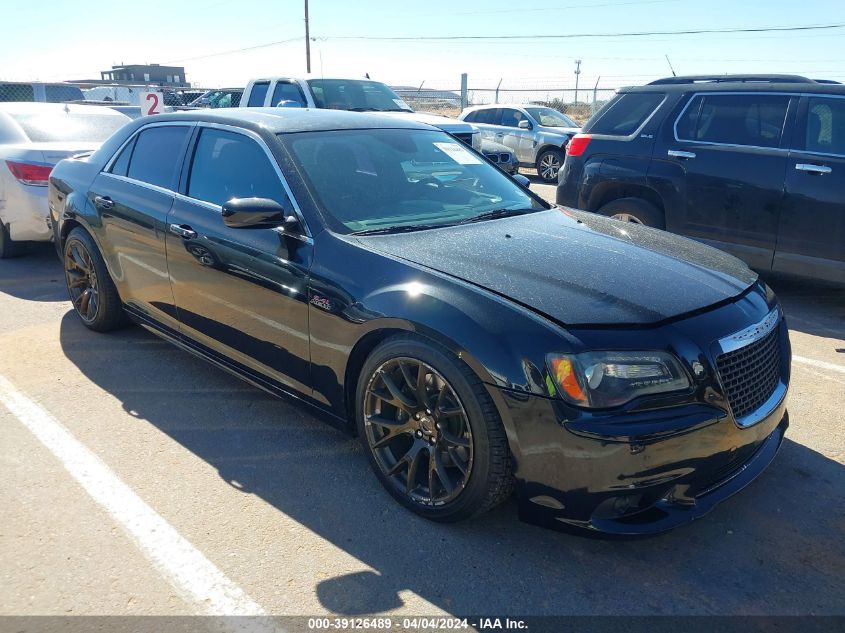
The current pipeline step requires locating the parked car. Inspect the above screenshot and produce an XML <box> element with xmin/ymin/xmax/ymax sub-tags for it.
<box><xmin>189</xmin><ymin>88</ymin><xmax>243</xmax><ymax>109</ymax></box>
<box><xmin>240</xmin><ymin>76</ymin><xmax>481</xmax><ymax>151</ymax></box>
<box><xmin>460</xmin><ymin>104</ymin><xmax>581</xmax><ymax>182</ymax></box>
<box><xmin>49</xmin><ymin>108</ymin><xmax>789</xmax><ymax>535</ymax></box>
<box><xmin>0</xmin><ymin>103</ymin><xmax>129</xmax><ymax>257</ymax></box>
<box><xmin>480</xmin><ymin>139</ymin><xmax>519</xmax><ymax>174</ymax></box>
<box><xmin>0</xmin><ymin>82</ymin><xmax>84</xmax><ymax>103</ymax></box>
<box><xmin>558</xmin><ymin>74</ymin><xmax>845</xmax><ymax>283</ymax></box>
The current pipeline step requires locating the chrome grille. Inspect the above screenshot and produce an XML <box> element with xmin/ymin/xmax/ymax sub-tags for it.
<box><xmin>716</xmin><ymin>325</ymin><xmax>781</xmax><ymax>420</ymax></box>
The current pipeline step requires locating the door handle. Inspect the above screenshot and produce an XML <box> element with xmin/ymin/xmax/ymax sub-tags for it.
<box><xmin>169</xmin><ymin>224</ymin><xmax>198</xmax><ymax>239</ymax></box>
<box><xmin>94</xmin><ymin>195</ymin><xmax>114</xmax><ymax>209</ymax></box>
<box><xmin>668</xmin><ymin>150</ymin><xmax>696</xmax><ymax>160</ymax></box>
<box><xmin>795</xmin><ymin>163</ymin><xmax>832</xmax><ymax>175</ymax></box>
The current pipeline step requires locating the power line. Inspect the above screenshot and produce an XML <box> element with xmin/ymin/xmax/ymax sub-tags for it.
<box><xmin>453</xmin><ymin>0</ymin><xmax>683</xmax><ymax>16</ymax></box>
<box><xmin>323</xmin><ymin>22</ymin><xmax>845</xmax><ymax>42</ymax></box>
<box><xmin>163</xmin><ymin>36</ymin><xmax>303</xmax><ymax>64</ymax></box>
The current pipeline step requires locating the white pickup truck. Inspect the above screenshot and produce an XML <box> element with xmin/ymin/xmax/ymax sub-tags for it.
<box><xmin>240</xmin><ymin>76</ymin><xmax>482</xmax><ymax>151</ymax></box>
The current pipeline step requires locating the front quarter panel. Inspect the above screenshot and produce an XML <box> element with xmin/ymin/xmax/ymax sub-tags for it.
<box><xmin>306</xmin><ymin>232</ymin><xmax>574</xmax><ymax>419</ymax></box>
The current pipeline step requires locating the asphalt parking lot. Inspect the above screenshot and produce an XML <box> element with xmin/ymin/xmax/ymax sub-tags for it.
<box><xmin>1</xmin><ymin>201</ymin><xmax>843</xmax><ymax>616</ymax></box>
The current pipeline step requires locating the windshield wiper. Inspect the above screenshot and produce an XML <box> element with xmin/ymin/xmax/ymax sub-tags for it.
<box><xmin>456</xmin><ymin>208</ymin><xmax>538</xmax><ymax>225</ymax></box>
<box><xmin>352</xmin><ymin>223</ymin><xmax>446</xmax><ymax>235</ymax></box>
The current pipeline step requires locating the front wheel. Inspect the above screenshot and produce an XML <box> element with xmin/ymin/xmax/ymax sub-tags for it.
<box><xmin>536</xmin><ymin>148</ymin><xmax>564</xmax><ymax>183</ymax></box>
<box><xmin>356</xmin><ymin>335</ymin><xmax>513</xmax><ymax>522</ymax></box>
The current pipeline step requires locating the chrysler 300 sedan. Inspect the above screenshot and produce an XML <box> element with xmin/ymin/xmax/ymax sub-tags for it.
<box><xmin>48</xmin><ymin>108</ymin><xmax>790</xmax><ymax>535</ymax></box>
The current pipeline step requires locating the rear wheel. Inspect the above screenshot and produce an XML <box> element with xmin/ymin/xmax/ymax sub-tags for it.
<box><xmin>64</xmin><ymin>227</ymin><xmax>127</xmax><ymax>332</ymax></box>
<box><xmin>356</xmin><ymin>335</ymin><xmax>513</xmax><ymax>522</ymax></box>
<box><xmin>0</xmin><ymin>223</ymin><xmax>23</xmax><ymax>259</ymax></box>
<box><xmin>597</xmin><ymin>197</ymin><xmax>665</xmax><ymax>229</ymax></box>
<box><xmin>536</xmin><ymin>148</ymin><xmax>564</xmax><ymax>183</ymax></box>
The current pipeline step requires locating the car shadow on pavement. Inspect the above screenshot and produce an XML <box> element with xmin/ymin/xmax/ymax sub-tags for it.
<box><xmin>0</xmin><ymin>243</ymin><xmax>66</xmax><ymax>302</ymax></box>
<box><xmin>57</xmin><ymin>311</ymin><xmax>845</xmax><ymax>616</ymax></box>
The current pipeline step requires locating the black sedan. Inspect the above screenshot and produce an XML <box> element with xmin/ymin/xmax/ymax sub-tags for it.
<box><xmin>48</xmin><ymin>108</ymin><xmax>790</xmax><ymax>535</ymax></box>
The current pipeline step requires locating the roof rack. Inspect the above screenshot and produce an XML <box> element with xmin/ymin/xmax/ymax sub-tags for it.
<box><xmin>648</xmin><ymin>74</ymin><xmax>816</xmax><ymax>85</ymax></box>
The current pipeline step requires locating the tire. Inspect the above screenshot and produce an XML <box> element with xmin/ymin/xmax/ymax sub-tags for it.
<box><xmin>535</xmin><ymin>148</ymin><xmax>564</xmax><ymax>183</ymax></box>
<box><xmin>356</xmin><ymin>334</ymin><xmax>514</xmax><ymax>522</ymax></box>
<box><xmin>0</xmin><ymin>222</ymin><xmax>23</xmax><ymax>259</ymax></box>
<box><xmin>597</xmin><ymin>197</ymin><xmax>665</xmax><ymax>229</ymax></box>
<box><xmin>63</xmin><ymin>227</ymin><xmax>127</xmax><ymax>332</ymax></box>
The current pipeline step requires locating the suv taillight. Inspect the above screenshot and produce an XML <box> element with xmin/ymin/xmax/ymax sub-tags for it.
<box><xmin>6</xmin><ymin>160</ymin><xmax>52</xmax><ymax>186</ymax></box>
<box><xmin>566</xmin><ymin>134</ymin><xmax>592</xmax><ymax>157</ymax></box>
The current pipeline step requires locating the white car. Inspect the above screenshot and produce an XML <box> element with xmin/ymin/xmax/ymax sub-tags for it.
<box><xmin>0</xmin><ymin>103</ymin><xmax>130</xmax><ymax>257</ymax></box>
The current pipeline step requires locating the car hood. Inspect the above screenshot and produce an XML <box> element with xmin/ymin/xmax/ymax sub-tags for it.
<box><xmin>356</xmin><ymin>208</ymin><xmax>758</xmax><ymax>327</ymax></box>
<box><xmin>376</xmin><ymin>111</ymin><xmax>477</xmax><ymax>134</ymax></box>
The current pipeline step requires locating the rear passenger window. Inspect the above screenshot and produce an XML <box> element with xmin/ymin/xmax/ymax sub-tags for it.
<box><xmin>590</xmin><ymin>92</ymin><xmax>665</xmax><ymax>136</ymax></box>
<box><xmin>109</xmin><ymin>138</ymin><xmax>135</xmax><ymax>177</ymax></box>
<box><xmin>126</xmin><ymin>126</ymin><xmax>190</xmax><ymax>189</ymax></box>
<box><xmin>247</xmin><ymin>82</ymin><xmax>270</xmax><ymax>107</ymax></box>
<box><xmin>271</xmin><ymin>82</ymin><xmax>306</xmax><ymax>107</ymax></box>
<box><xmin>677</xmin><ymin>94</ymin><xmax>789</xmax><ymax>148</ymax></box>
<box><xmin>472</xmin><ymin>108</ymin><xmax>498</xmax><ymax>124</ymax></box>
<box><xmin>187</xmin><ymin>128</ymin><xmax>290</xmax><ymax>209</ymax></box>
<box><xmin>804</xmin><ymin>97</ymin><xmax>845</xmax><ymax>156</ymax></box>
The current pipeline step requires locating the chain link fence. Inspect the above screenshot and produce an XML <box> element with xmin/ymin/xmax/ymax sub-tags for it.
<box><xmin>2</xmin><ymin>77</ymin><xmax>621</xmax><ymax>125</ymax></box>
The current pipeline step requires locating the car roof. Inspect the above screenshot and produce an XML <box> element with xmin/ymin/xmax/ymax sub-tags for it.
<box><xmin>249</xmin><ymin>75</ymin><xmax>375</xmax><ymax>83</ymax></box>
<box><xmin>0</xmin><ymin>102</ymin><xmax>129</xmax><ymax>116</ymax></box>
<box><xmin>148</xmin><ymin>107</ymin><xmax>436</xmax><ymax>133</ymax></box>
<box><xmin>620</xmin><ymin>75</ymin><xmax>845</xmax><ymax>95</ymax></box>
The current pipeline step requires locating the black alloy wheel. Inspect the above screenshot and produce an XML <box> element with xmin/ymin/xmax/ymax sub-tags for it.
<box><xmin>63</xmin><ymin>227</ymin><xmax>127</xmax><ymax>332</ymax></box>
<box><xmin>356</xmin><ymin>335</ymin><xmax>514</xmax><ymax>522</ymax></box>
<box><xmin>363</xmin><ymin>357</ymin><xmax>474</xmax><ymax>507</ymax></box>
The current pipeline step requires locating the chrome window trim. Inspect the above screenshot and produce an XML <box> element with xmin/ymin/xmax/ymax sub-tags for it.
<box><xmin>103</xmin><ymin>120</ymin><xmax>197</xmax><ymax>175</ymax></box>
<box><xmin>584</xmin><ymin>92</ymin><xmax>667</xmax><ymax>142</ymax></box>
<box><xmin>192</xmin><ymin>121</ymin><xmax>312</xmax><ymax>239</ymax></box>
<box><xmin>673</xmin><ymin>91</ymin><xmax>795</xmax><ymax>151</ymax></box>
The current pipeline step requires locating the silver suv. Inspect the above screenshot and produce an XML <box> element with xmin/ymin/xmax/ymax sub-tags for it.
<box><xmin>459</xmin><ymin>104</ymin><xmax>580</xmax><ymax>182</ymax></box>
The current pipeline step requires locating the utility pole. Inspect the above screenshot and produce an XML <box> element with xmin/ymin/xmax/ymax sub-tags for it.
<box><xmin>574</xmin><ymin>59</ymin><xmax>582</xmax><ymax>105</ymax></box>
<box><xmin>304</xmin><ymin>0</ymin><xmax>311</xmax><ymax>74</ymax></box>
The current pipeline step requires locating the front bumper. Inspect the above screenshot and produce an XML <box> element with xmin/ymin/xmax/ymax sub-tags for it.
<box><xmin>495</xmin><ymin>385</ymin><xmax>788</xmax><ymax>536</ymax></box>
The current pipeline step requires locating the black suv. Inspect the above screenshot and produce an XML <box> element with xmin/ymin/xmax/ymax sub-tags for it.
<box><xmin>557</xmin><ymin>75</ymin><xmax>844</xmax><ymax>283</ymax></box>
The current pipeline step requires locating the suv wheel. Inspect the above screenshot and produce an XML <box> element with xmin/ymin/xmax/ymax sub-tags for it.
<box><xmin>598</xmin><ymin>197</ymin><xmax>665</xmax><ymax>229</ymax></box>
<box><xmin>536</xmin><ymin>148</ymin><xmax>564</xmax><ymax>183</ymax></box>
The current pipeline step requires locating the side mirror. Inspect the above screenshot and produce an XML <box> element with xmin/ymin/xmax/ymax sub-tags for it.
<box><xmin>518</xmin><ymin>119</ymin><xmax>532</xmax><ymax>130</ymax></box>
<box><xmin>512</xmin><ymin>174</ymin><xmax>531</xmax><ymax>188</ymax></box>
<box><xmin>222</xmin><ymin>197</ymin><xmax>289</xmax><ymax>229</ymax></box>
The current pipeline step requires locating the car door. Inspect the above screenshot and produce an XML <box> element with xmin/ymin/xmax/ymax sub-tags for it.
<box><xmin>495</xmin><ymin>108</ymin><xmax>535</xmax><ymax>163</ymax></box>
<box><xmin>88</xmin><ymin>122</ymin><xmax>193</xmax><ymax>331</ymax></box>
<box><xmin>776</xmin><ymin>95</ymin><xmax>845</xmax><ymax>282</ymax></box>
<box><xmin>659</xmin><ymin>92</ymin><xmax>794</xmax><ymax>270</ymax></box>
<box><xmin>466</xmin><ymin>107</ymin><xmax>500</xmax><ymax>142</ymax></box>
<box><xmin>165</xmin><ymin>124</ymin><xmax>313</xmax><ymax>394</ymax></box>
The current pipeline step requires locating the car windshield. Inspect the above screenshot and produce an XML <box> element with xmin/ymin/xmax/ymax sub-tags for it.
<box><xmin>306</xmin><ymin>79</ymin><xmax>413</xmax><ymax>113</ymax></box>
<box><xmin>525</xmin><ymin>107</ymin><xmax>578</xmax><ymax>128</ymax></box>
<box><xmin>10</xmin><ymin>112</ymin><xmax>127</xmax><ymax>142</ymax></box>
<box><xmin>283</xmin><ymin>128</ymin><xmax>547</xmax><ymax>234</ymax></box>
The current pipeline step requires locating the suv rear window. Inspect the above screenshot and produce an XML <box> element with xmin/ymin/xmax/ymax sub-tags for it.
<box><xmin>589</xmin><ymin>92</ymin><xmax>664</xmax><ymax>136</ymax></box>
<box><xmin>676</xmin><ymin>94</ymin><xmax>789</xmax><ymax>148</ymax></box>
<box><xmin>44</xmin><ymin>85</ymin><xmax>84</xmax><ymax>103</ymax></box>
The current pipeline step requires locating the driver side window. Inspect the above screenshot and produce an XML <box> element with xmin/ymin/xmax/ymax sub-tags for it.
<box><xmin>187</xmin><ymin>128</ymin><xmax>292</xmax><ymax>210</ymax></box>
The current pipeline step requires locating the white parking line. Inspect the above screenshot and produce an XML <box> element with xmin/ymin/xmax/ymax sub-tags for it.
<box><xmin>0</xmin><ymin>373</ymin><xmax>276</xmax><ymax>623</ymax></box>
<box><xmin>793</xmin><ymin>355</ymin><xmax>845</xmax><ymax>375</ymax></box>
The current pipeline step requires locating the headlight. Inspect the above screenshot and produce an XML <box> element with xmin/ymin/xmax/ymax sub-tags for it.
<box><xmin>546</xmin><ymin>351</ymin><xmax>690</xmax><ymax>408</ymax></box>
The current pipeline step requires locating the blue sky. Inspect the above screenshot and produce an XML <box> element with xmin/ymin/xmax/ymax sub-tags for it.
<box><xmin>3</xmin><ymin>0</ymin><xmax>845</xmax><ymax>92</ymax></box>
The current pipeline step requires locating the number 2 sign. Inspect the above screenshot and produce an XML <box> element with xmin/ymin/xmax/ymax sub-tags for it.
<box><xmin>140</xmin><ymin>91</ymin><xmax>164</xmax><ymax>116</ymax></box>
